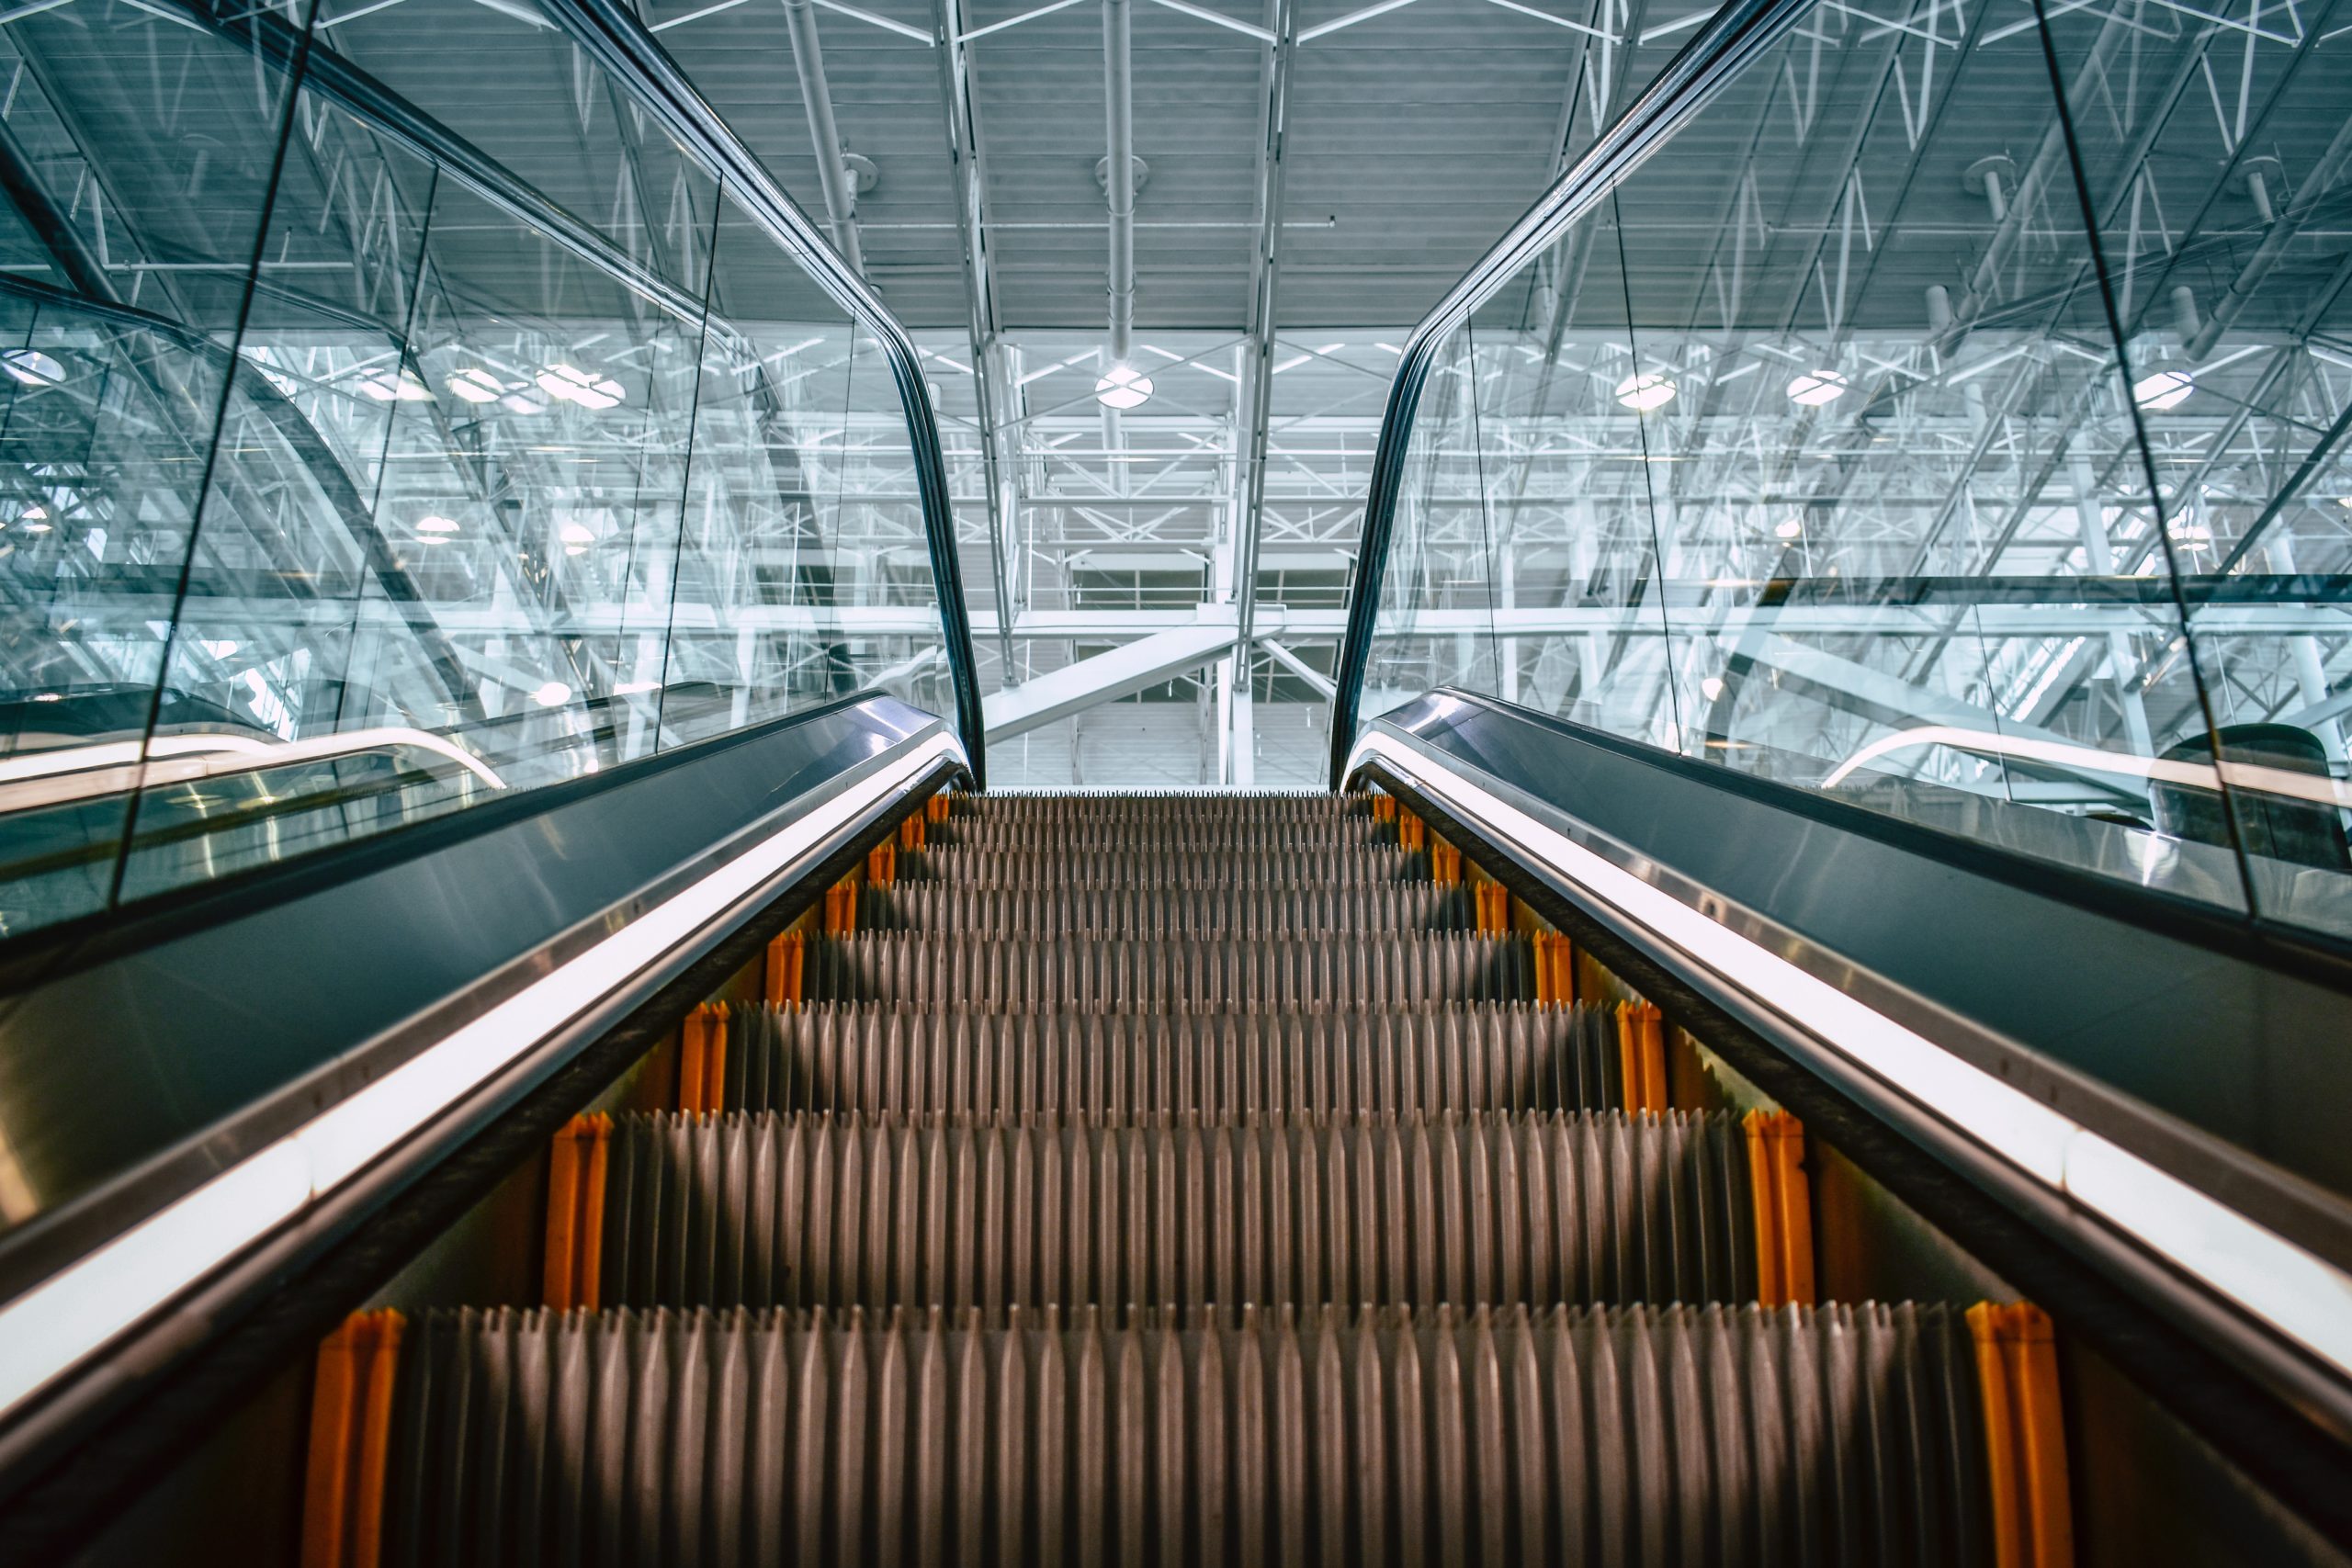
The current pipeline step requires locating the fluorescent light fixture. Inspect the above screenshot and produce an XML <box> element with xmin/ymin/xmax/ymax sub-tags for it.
<box><xmin>30</xmin><ymin>692</ymin><xmax>61</xmax><ymax>703</ymax></box>
<box><xmin>3</xmin><ymin>347</ymin><xmax>65</xmax><ymax>386</ymax></box>
<box><xmin>2133</xmin><ymin>368</ymin><xmax>2193</xmax><ymax>410</ymax></box>
<box><xmin>417</xmin><ymin>515</ymin><xmax>460</xmax><ymax>535</ymax></box>
<box><xmin>537</xmin><ymin>364</ymin><xmax>625</xmax><ymax>411</ymax></box>
<box><xmin>532</xmin><ymin>682</ymin><xmax>574</xmax><ymax>707</ymax></box>
<box><xmin>447</xmin><ymin>368</ymin><xmax>503</xmax><ymax>404</ymax></box>
<box><xmin>356</xmin><ymin>368</ymin><xmax>433</xmax><ymax>402</ymax></box>
<box><xmin>1785</xmin><ymin>368</ymin><xmax>1848</xmax><ymax>406</ymax></box>
<box><xmin>1095</xmin><ymin>364</ymin><xmax>1154</xmax><ymax>410</ymax></box>
<box><xmin>1345</xmin><ymin>728</ymin><xmax>2352</xmax><ymax>1380</ymax></box>
<box><xmin>1614</xmin><ymin>372</ymin><xmax>1677</xmax><ymax>411</ymax></box>
<box><xmin>0</xmin><ymin>728</ymin><xmax>961</xmax><ymax>1419</ymax></box>
<box><xmin>21</xmin><ymin>521</ymin><xmax>51</xmax><ymax>535</ymax></box>
<box><xmin>1774</xmin><ymin>517</ymin><xmax>1804</xmax><ymax>540</ymax></box>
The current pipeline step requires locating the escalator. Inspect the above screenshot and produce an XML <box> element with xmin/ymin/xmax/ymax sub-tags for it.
<box><xmin>0</xmin><ymin>0</ymin><xmax>2349</xmax><ymax>1559</ymax></box>
<box><xmin>297</xmin><ymin>791</ymin><xmax>2055</xmax><ymax>1567</ymax></box>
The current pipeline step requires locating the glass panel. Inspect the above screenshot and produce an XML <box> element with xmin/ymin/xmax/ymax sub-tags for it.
<box><xmin>1460</xmin><ymin>192</ymin><xmax>1675</xmax><ymax>747</ymax></box>
<box><xmin>0</xmin><ymin>0</ymin><xmax>958</xmax><ymax>933</ymax></box>
<box><xmin>2043</xmin><ymin>0</ymin><xmax>2352</xmax><ymax>938</ymax></box>
<box><xmin>1445</xmin><ymin>0</ymin><xmax>2255</xmax><ymax>914</ymax></box>
<box><xmin>0</xmin><ymin>3</ymin><xmax>300</xmax><ymax>933</ymax></box>
<box><xmin>1365</xmin><ymin>323</ymin><xmax>1497</xmax><ymax>718</ymax></box>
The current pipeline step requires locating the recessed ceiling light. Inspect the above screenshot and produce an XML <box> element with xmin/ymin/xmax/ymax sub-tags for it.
<box><xmin>356</xmin><ymin>368</ymin><xmax>433</xmax><ymax>402</ymax></box>
<box><xmin>447</xmin><ymin>368</ymin><xmax>503</xmax><ymax>404</ymax></box>
<box><xmin>417</xmin><ymin>515</ymin><xmax>460</xmax><ymax>535</ymax></box>
<box><xmin>1614</xmin><ymin>372</ymin><xmax>1677</xmax><ymax>411</ymax></box>
<box><xmin>2133</xmin><ymin>369</ymin><xmax>2193</xmax><ymax>410</ymax></box>
<box><xmin>532</xmin><ymin>681</ymin><xmax>573</xmax><ymax>707</ymax></box>
<box><xmin>537</xmin><ymin>364</ymin><xmax>624</xmax><ymax>411</ymax></box>
<box><xmin>1095</xmin><ymin>364</ymin><xmax>1154</xmax><ymax>410</ymax></box>
<box><xmin>1786</xmin><ymin>369</ymin><xmax>1848</xmax><ymax>406</ymax></box>
<box><xmin>1701</xmin><ymin>676</ymin><xmax>1725</xmax><ymax>700</ymax></box>
<box><xmin>559</xmin><ymin>522</ymin><xmax>595</xmax><ymax>545</ymax></box>
<box><xmin>1775</xmin><ymin>517</ymin><xmax>1804</xmax><ymax>540</ymax></box>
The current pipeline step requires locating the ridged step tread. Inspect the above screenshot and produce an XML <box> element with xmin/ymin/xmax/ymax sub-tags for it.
<box><xmin>380</xmin><ymin>1302</ymin><xmax>1992</xmax><ymax>1568</ymax></box>
<box><xmin>728</xmin><ymin>1002</ymin><xmax>1627</xmax><ymax>1118</ymax></box>
<box><xmin>594</xmin><ymin>1110</ymin><xmax>1757</xmax><ymax>1314</ymax></box>
<box><xmin>855</xmin><ymin>882</ymin><xmax>1483</xmax><ymax>936</ymax></box>
<box><xmin>802</xmin><ymin>933</ymin><xmax>1532</xmax><ymax>1009</ymax></box>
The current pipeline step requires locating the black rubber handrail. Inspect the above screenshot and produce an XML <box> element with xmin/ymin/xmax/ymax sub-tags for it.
<box><xmin>1326</xmin><ymin>0</ymin><xmax>1818</xmax><ymax>786</ymax></box>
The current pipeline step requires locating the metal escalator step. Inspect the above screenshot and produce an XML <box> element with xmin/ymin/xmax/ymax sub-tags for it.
<box><xmin>382</xmin><ymin>1302</ymin><xmax>1990</xmax><ymax>1568</ymax></box>
<box><xmin>597</xmin><ymin>1110</ymin><xmax>1756</xmax><ymax>1314</ymax></box>
<box><xmin>931</xmin><ymin>821</ymin><xmax>1395</xmax><ymax>852</ymax></box>
<box><xmin>857</xmin><ymin>882</ymin><xmax>1480</xmax><ymax>936</ymax></box>
<box><xmin>802</xmin><ymin>933</ymin><xmax>1532</xmax><ymax>1008</ymax></box>
<box><xmin>947</xmin><ymin>793</ymin><xmax>1371</xmax><ymax>821</ymax></box>
<box><xmin>729</xmin><ymin>1002</ymin><xmax>1625</xmax><ymax>1118</ymax></box>
<box><xmin>910</xmin><ymin>846</ymin><xmax>1429</xmax><ymax>886</ymax></box>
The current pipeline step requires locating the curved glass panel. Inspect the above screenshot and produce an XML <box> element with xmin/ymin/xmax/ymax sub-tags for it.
<box><xmin>0</xmin><ymin>0</ymin><xmax>962</xmax><ymax>937</ymax></box>
<box><xmin>1343</xmin><ymin>0</ymin><xmax>2352</xmax><ymax>932</ymax></box>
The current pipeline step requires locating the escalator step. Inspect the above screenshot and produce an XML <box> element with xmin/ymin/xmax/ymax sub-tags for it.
<box><xmin>911</xmin><ymin>847</ymin><xmax>1429</xmax><ymax>886</ymax></box>
<box><xmin>802</xmin><ymin>933</ymin><xmax>1533</xmax><ymax>1008</ymax></box>
<box><xmin>857</xmin><ymin>881</ymin><xmax>1483</xmax><ymax>936</ymax></box>
<box><xmin>931</xmin><ymin>822</ymin><xmax>1396</xmax><ymax>852</ymax></box>
<box><xmin>595</xmin><ymin>1110</ymin><xmax>1757</xmax><ymax>1314</ymax></box>
<box><xmin>381</xmin><ymin>1301</ymin><xmax>1990</xmax><ymax>1568</ymax></box>
<box><xmin>945</xmin><ymin>793</ymin><xmax>1371</xmax><ymax>822</ymax></box>
<box><xmin>729</xmin><ymin>1001</ymin><xmax>1626</xmax><ymax>1117</ymax></box>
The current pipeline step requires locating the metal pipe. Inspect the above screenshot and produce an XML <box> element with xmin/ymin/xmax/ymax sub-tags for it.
<box><xmin>2185</xmin><ymin>112</ymin><xmax>2352</xmax><ymax>362</ymax></box>
<box><xmin>783</xmin><ymin>0</ymin><xmax>865</xmax><ymax>274</ymax></box>
<box><xmin>1102</xmin><ymin>0</ymin><xmax>1135</xmax><ymax>364</ymax></box>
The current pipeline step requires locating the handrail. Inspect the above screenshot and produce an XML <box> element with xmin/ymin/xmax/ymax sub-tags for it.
<box><xmin>535</xmin><ymin>0</ymin><xmax>989</xmax><ymax>787</ymax></box>
<box><xmin>1325</xmin><ymin>0</ymin><xmax>1819</xmax><ymax>786</ymax></box>
<box><xmin>163</xmin><ymin>0</ymin><xmax>989</xmax><ymax>784</ymax></box>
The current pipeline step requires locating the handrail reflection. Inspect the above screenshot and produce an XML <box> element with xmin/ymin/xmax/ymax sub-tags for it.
<box><xmin>0</xmin><ymin>728</ymin><xmax>507</xmax><ymax>816</ymax></box>
<box><xmin>1823</xmin><ymin>725</ymin><xmax>2352</xmax><ymax>813</ymax></box>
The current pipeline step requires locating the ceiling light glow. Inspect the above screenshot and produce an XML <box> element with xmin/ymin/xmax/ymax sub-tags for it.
<box><xmin>537</xmin><ymin>364</ymin><xmax>625</xmax><ymax>411</ymax></box>
<box><xmin>1614</xmin><ymin>372</ymin><xmax>1677</xmax><ymax>412</ymax></box>
<box><xmin>531</xmin><ymin>682</ymin><xmax>573</xmax><ymax>707</ymax></box>
<box><xmin>356</xmin><ymin>368</ymin><xmax>434</xmax><ymax>402</ymax></box>
<box><xmin>1786</xmin><ymin>368</ymin><xmax>1848</xmax><ymax>407</ymax></box>
<box><xmin>2133</xmin><ymin>369</ymin><xmax>2194</xmax><ymax>410</ymax></box>
<box><xmin>559</xmin><ymin>522</ymin><xmax>595</xmax><ymax>546</ymax></box>
<box><xmin>1095</xmin><ymin>364</ymin><xmax>1154</xmax><ymax>410</ymax></box>
<box><xmin>447</xmin><ymin>368</ymin><xmax>504</xmax><ymax>404</ymax></box>
<box><xmin>3</xmin><ymin>348</ymin><xmax>64</xmax><ymax>387</ymax></box>
<box><xmin>1701</xmin><ymin>676</ymin><xmax>1725</xmax><ymax>700</ymax></box>
<box><xmin>417</xmin><ymin>515</ymin><xmax>460</xmax><ymax>535</ymax></box>
<box><xmin>1774</xmin><ymin>517</ymin><xmax>1804</xmax><ymax>540</ymax></box>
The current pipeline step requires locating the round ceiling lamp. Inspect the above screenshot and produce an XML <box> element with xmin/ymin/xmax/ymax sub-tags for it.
<box><xmin>1095</xmin><ymin>364</ymin><xmax>1154</xmax><ymax>410</ymax></box>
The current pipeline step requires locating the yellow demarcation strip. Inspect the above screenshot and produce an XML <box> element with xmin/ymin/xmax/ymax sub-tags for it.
<box><xmin>1743</xmin><ymin>1110</ymin><xmax>1816</xmax><ymax>1307</ymax></box>
<box><xmin>543</xmin><ymin>1113</ymin><xmax>612</xmax><ymax>1310</ymax></box>
<box><xmin>765</xmin><ymin>930</ymin><xmax>806</xmax><ymax>1008</ymax></box>
<box><xmin>1616</xmin><ymin>1001</ymin><xmax>1669</xmax><ymax>1113</ymax></box>
<box><xmin>899</xmin><ymin>809</ymin><xmax>926</xmax><ymax>851</ymax></box>
<box><xmin>1371</xmin><ymin>794</ymin><xmax>1397</xmax><ymax>823</ymax></box>
<box><xmin>925</xmin><ymin>791</ymin><xmax>950</xmax><ymax>825</ymax></box>
<box><xmin>679</xmin><ymin>1002</ymin><xmax>729</xmax><ymax>1115</ymax></box>
<box><xmin>1530</xmin><ymin>930</ymin><xmax>1577</xmax><ymax>1007</ymax></box>
<box><xmin>301</xmin><ymin>1309</ymin><xmax>404</xmax><ymax>1568</ymax></box>
<box><xmin>1397</xmin><ymin>807</ymin><xmax>1427</xmax><ymax>852</ymax></box>
<box><xmin>1969</xmin><ymin>1301</ymin><xmax>2075</xmax><ymax>1568</ymax></box>
<box><xmin>1473</xmin><ymin>881</ymin><xmax>1511</xmax><ymax>934</ymax></box>
<box><xmin>866</xmin><ymin>839</ymin><xmax>897</xmax><ymax>886</ymax></box>
<box><xmin>1430</xmin><ymin>840</ymin><xmax>1462</xmax><ymax>885</ymax></box>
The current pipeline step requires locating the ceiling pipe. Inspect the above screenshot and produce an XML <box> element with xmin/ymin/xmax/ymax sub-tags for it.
<box><xmin>781</xmin><ymin>0</ymin><xmax>865</xmax><ymax>274</ymax></box>
<box><xmin>1102</xmin><ymin>0</ymin><xmax>1136</xmax><ymax>366</ymax></box>
<box><xmin>2184</xmin><ymin>114</ymin><xmax>2352</xmax><ymax>363</ymax></box>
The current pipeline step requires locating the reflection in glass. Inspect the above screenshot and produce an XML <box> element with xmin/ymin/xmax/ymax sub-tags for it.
<box><xmin>1364</xmin><ymin>0</ymin><xmax>2352</xmax><ymax>925</ymax></box>
<box><xmin>0</xmin><ymin>0</ymin><xmax>956</xmax><ymax>936</ymax></box>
